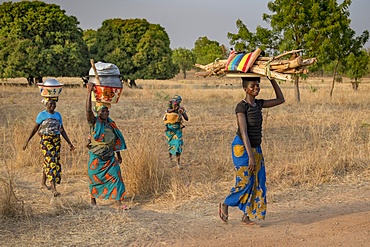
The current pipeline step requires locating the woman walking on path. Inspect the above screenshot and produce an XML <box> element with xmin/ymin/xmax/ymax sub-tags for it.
<box><xmin>86</xmin><ymin>82</ymin><xmax>127</xmax><ymax>207</ymax></box>
<box><xmin>163</xmin><ymin>95</ymin><xmax>188</xmax><ymax>169</ymax></box>
<box><xmin>219</xmin><ymin>77</ymin><xmax>285</xmax><ymax>225</ymax></box>
<box><xmin>23</xmin><ymin>93</ymin><xmax>75</xmax><ymax>197</ymax></box>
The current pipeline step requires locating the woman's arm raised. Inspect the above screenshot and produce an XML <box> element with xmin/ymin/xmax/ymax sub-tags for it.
<box><xmin>262</xmin><ymin>78</ymin><xmax>285</xmax><ymax>108</ymax></box>
<box><xmin>86</xmin><ymin>82</ymin><xmax>96</xmax><ymax>123</ymax></box>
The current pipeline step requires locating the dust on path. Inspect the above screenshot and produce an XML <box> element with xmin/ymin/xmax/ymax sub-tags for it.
<box><xmin>1</xmin><ymin>174</ymin><xmax>370</xmax><ymax>247</ymax></box>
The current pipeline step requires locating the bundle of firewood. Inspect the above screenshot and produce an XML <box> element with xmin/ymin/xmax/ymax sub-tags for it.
<box><xmin>195</xmin><ymin>48</ymin><xmax>317</xmax><ymax>81</ymax></box>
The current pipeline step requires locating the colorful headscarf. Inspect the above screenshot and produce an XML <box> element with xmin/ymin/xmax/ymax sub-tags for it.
<box><xmin>93</xmin><ymin>102</ymin><xmax>111</xmax><ymax>115</ymax></box>
<box><xmin>173</xmin><ymin>95</ymin><xmax>182</xmax><ymax>104</ymax></box>
<box><xmin>42</xmin><ymin>97</ymin><xmax>58</xmax><ymax>105</ymax></box>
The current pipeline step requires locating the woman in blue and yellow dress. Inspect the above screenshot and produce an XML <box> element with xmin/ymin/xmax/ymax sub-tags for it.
<box><xmin>163</xmin><ymin>95</ymin><xmax>188</xmax><ymax>169</ymax></box>
<box><xmin>86</xmin><ymin>82</ymin><xmax>127</xmax><ymax>207</ymax></box>
<box><xmin>219</xmin><ymin>77</ymin><xmax>285</xmax><ymax>225</ymax></box>
<box><xmin>23</xmin><ymin>94</ymin><xmax>75</xmax><ymax>197</ymax></box>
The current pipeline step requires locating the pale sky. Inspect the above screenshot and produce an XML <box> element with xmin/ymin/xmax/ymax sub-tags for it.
<box><xmin>3</xmin><ymin>0</ymin><xmax>370</xmax><ymax>49</ymax></box>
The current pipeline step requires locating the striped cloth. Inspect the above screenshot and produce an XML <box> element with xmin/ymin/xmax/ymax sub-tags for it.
<box><xmin>225</xmin><ymin>52</ymin><xmax>254</xmax><ymax>72</ymax></box>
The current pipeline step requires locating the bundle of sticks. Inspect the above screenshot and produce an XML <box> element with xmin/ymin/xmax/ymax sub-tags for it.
<box><xmin>195</xmin><ymin>48</ymin><xmax>317</xmax><ymax>81</ymax></box>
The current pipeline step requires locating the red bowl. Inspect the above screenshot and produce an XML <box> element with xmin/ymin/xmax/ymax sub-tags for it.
<box><xmin>92</xmin><ymin>85</ymin><xmax>123</xmax><ymax>104</ymax></box>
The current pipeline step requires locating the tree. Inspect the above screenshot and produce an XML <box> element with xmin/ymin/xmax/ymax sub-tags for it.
<box><xmin>90</xmin><ymin>18</ymin><xmax>178</xmax><ymax>87</ymax></box>
<box><xmin>228</xmin><ymin>0</ymin><xmax>316</xmax><ymax>102</ymax></box>
<box><xmin>192</xmin><ymin>37</ymin><xmax>227</xmax><ymax>65</ymax></box>
<box><xmin>83</xmin><ymin>29</ymin><xmax>97</xmax><ymax>52</ymax></box>
<box><xmin>0</xmin><ymin>1</ymin><xmax>89</xmax><ymax>84</ymax></box>
<box><xmin>263</xmin><ymin>0</ymin><xmax>319</xmax><ymax>102</ymax></box>
<box><xmin>227</xmin><ymin>21</ymin><xmax>280</xmax><ymax>54</ymax></box>
<box><xmin>172</xmin><ymin>48</ymin><xmax>194</xmax><ymax>79</ymax></box>
<box><xmin>306</xmin><ymin>0</ymin><xmax>369</xmax><ymax>97</ymax></box>
<box><xmin>262</xmin><ymin>0</ymin><xmax>369</xmax><ymax>100</ymax></box>
<box><xmin>342</xmin><ymin>49</ymin><xmax>370</xmax><ymax>90</ymax></box>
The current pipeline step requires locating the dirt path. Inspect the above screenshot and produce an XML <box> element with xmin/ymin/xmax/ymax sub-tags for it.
<box><xmin>1</xmin><ymin>173</ymin><xmax>370</xmax><ymax>247</ymax></box>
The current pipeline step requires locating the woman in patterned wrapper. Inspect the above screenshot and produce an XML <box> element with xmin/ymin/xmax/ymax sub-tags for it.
<box><xmin>163</xmin><ymin>95</ymin><xmax>188</xmax><ymax>169</ymax></box>
<box><xmin>23</xmin><ymin>96</ymin><xmax>75</xmax><ymax>197</ymax></box>
<box><xmin>86</xmin><ymin>81</ymin><xmax>127</xmax><ymax>207</ymax></box>
<box><xmin>218</xmin><ymin>77</ymin><xmax>285</xmax><ymax>225</ymax></box>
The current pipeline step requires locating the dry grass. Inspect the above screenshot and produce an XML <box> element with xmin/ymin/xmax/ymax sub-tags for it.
<box><xmin>0</xmin><ymin>75</ymin><xmax>369</xmax><ymax>219</ymax></box>
<box><xmin>0</xmin><ymin>128</ymin><xmax>30</xmax><ymax>218</ymax></box>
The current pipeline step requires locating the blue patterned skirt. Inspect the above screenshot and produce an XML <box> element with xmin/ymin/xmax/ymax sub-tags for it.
<box><xmin>88</xmin><ymin>152</ymin><xmax>126</xmax><ymax>201</ymax></box>
<box><xmin>165</xmin><ymin>123</ymin><xmax>183</xmax><ymax>155</ymax></box>
<box><xmin>224</xmin><ymin>135</ymin><xmax>267</xmax><ymax>219</ymax></box>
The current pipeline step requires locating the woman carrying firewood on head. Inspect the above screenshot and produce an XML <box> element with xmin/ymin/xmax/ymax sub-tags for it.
<box><xmin>219</xmin><ymin>76</ymin><xmax>285</xmax><ymax>225</ymax></box>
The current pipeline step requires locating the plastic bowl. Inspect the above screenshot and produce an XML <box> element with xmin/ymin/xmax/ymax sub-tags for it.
<box><xmin>92</xmin><ymin>85</ymin><xmax>123</xmax><ymax>104</ymax></box>
<box><xmin>38</xmin><ymin>79</ymin><xmax>63</xmax><ymax>97</ymax></box>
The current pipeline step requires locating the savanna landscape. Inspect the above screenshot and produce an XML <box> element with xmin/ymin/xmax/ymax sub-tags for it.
<box><xmin>0</xmin><ymin>74</ymin><xmax>369</xmax><ymax>246</ymax></box>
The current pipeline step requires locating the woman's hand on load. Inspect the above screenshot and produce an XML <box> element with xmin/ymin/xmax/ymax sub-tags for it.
<box><xmin>69</xmin><ymin>143</ymin><xmax>75</xmax><ymax>151</ymax></box>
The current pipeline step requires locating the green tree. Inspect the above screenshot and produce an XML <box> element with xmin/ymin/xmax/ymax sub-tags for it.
<box><xmin>172</xmin><ymin>48</ymin><xmax>194</xmax><ymax>79</ymax></box>
<box><xmin>263</xmin><ymin>0</ymin><xmax>319</xmax><ymax>102</ymax></box>
<box><xmin>227</xmin><ymin>21</ymin><xmax>280</xmax><ymax>54</ymax></box>
<box><xmin>228</xmin><ymin>0</ymin><xmax>316</xmax><ymax>102</ymax></box>
<box><xmin>90</xmin><ymin>18</ymin><xmax>178</xmax><ymax>87</ymax></box>
<box><xmin>265</xmin><ymin>0</ymin><xmax>369</xmax><ymax>100</ymax></box>
<box><xmin>342</xmin><ymin>49</ymin><xmax>370</xmax><ymax>90</ymax></box>
<box><xmin>306</xmin><ymin>0</ymin><xmax>368</xmax><ymax>97</ymax></box>
<box><xmin>192</xmin><ymin>37</ymin><xmax>226</xmax><ymax>65</ymax></box>
<box><xmin>83</xmin><ymin>29</ymin><xmax>97</xmax><ymax>52</ymax></box>
<box><xmin>0</xmin><ymin>1</ymin><xmax>89</xmax><ymax>84</ymax></box>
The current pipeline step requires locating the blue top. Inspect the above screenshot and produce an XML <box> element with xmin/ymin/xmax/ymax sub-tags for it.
<box><xmin>36</xmin><ymin>110</ymin><xmax>63</xmax><ymax>135</ymax></box>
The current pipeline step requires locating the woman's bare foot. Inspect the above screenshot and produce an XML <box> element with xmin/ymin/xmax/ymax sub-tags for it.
<box><xmin>91</xmin><ymin>198</ymin><xmax>97</xmax><ymax>206</ymax></box>
<box><xmin>50</xmin><ymin>181</ymin><xmax>60</xmax><ymax>197</ymax></box>
<box><xmin>41</xmin><ymin>183</ymin><xmax>51</xmax><ymax>190</ymax></box>
<box><xmin>41</xmin><ymin>173</ymin><xmax>51</xmax><ymax>190</ymax></box>
<box><xmin>53</xmin><ymin>191</ymin><xmax>61</xmax><ymax>197</ymax></box>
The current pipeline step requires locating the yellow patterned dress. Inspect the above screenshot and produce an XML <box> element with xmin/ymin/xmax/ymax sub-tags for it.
<box><xmin>37</xmin><ymin>116</ymin><xmax>63</xmax><ymax>184</ymax></box>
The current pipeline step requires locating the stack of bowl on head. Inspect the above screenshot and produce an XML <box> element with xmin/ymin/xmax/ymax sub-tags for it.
<box><xmin>37</xmin><ymin>78</ymin><xmax>63</xmax><ymax>100</ymax></box>
<box><xmin>88</xmin><ymin>61</ymin><xmax>124</xmax><ymax>108</ymax></box>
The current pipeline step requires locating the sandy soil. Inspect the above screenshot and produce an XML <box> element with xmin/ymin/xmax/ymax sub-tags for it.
<box><xmin>1</xmin><ymin>171</ymin><xmax>369</xmax><ymax>247</ymax></box>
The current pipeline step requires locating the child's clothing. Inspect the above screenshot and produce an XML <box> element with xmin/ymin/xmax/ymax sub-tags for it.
<box><xmin>165</xmin><ymin>99</ymin><xmax>185</xmax><ymax>129</ymax></box>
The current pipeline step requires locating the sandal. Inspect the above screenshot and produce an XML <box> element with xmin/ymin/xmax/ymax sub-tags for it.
<box><xmin>218</xmin><ymin>203</ymin><xmax>228</xmax><ymax>222</ymax></box>
<box><xmin>116</xmin><ymin>204</ymin><xmax>129</xmax><ymax>210</ymax></box>
<box><xmin>241</xmin><ymin>214</ymin><xmax>255</xmax><ymax>225</ymax></box>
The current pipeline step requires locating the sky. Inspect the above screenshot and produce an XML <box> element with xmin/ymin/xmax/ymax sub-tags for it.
<box><xmin>3</xmin><ymin>0</ymin><xmax>370</xmax><ymax>49</ymax></box>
